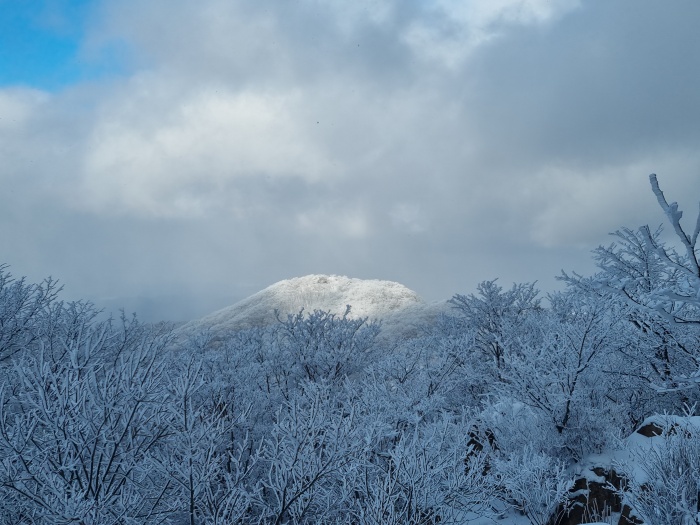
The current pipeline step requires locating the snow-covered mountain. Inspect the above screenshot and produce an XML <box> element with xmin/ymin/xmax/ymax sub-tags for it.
<box><xmin>179</xmin><ymin>274</ymin><xmax>450</xmax><ymax>341</ymax></box>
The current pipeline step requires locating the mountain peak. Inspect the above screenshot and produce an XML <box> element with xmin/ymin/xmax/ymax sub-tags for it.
<box><xmin>257</xmin><ymin>274</ymin><xmax>424</xmax><ymax>317</ymax></box>
<box><xmin>180</xmin><ymin>274</ymin><xmax>448</xmax><ymax>339</ymax></box>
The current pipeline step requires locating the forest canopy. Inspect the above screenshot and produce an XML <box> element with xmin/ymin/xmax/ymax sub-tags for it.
<box><xmin>1</xmin><ymin>175</ymin><xmax>699</xmax><ymax>524</ymax></box>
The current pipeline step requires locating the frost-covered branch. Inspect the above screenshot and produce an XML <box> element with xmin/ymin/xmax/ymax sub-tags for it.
<box><xmin>650</xmin><ymin>174</ymin><xmax>700</xmax><ymax>276</ymax></box>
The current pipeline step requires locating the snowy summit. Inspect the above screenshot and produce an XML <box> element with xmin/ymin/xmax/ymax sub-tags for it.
<box><xmin>180</xmin><ymin>274</ymin><xmax>448</xmax><ymax>340</ymax></box>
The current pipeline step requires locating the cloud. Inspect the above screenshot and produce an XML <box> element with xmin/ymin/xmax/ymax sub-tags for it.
<box><xmin>3</xmin><ymin>0</ymin><xmax>700</xmax><ymax>320</ymax></box>
<box><xmin>80</xmin><ymin>80</ymin><xmax>336</xmax><ymax>217</ymax></box>
<box><xmin>0</xmin><ymin>88</ymin><xmax>48</xmax><ymax>124</ymax></box>
<box><xmin>389</xmin><ymin>203</ymin><xmax>429</xmax><ymax>233</ymax></box>
<box><xmin>403</xmin><ymin>0</ymin><xmax>581</xmax><ymax>68</ymax></box>
<box><xmin>296</xmin><ymin>204</ymin><xmax>372</xmax><ymax>239</ymax></box>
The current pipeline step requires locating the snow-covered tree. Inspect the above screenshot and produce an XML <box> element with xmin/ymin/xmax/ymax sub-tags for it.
<box><xmin>564</xmin><ymin>175</ymin><xmax>700</xmax><ymax>392</ymax></box>
<box><xmin>489</xmin><ymin>292</ymin><xmax>628</xmax><ymax>459</ymax></box>
<box><xmin>645</xmin><ymin>174</ymin><xmax>700</xmax><ymax>322</ymax></box>
<box><xmin>0</xmin><ymin>265</ymin><xmax>60</xmax><ymax>364</ymax></box>
<box><xmin>366</xmin><ymin>330</ymin><xmax>473</xmax><ymax>429</ymax></box>
<box><xmin>0</xmin><ymin>309</ymin><xmax>176</xmax><ymax>524</ymax></box>
<box><xmin>157</xmin><ymin>356</ymin><xmax>256</xmax><ymax>525</ymax></box>
<box><xmin>275</xmin><ymin>307</ymin><xmax>380</xmax><ymax>384</ymax></box>
<box><xmin>257</xmin><ymin>381</ymin><xmax>362</xmax><ymax>524</ymax></box>
<box><xmin>449</xmin><ymin>280</ymin><xmax>540</xmax><ymax>370</ymax></box>
<box><xmin>343</xmin><ymin>413</ymin><xmax>492</xmax><ymax>525</ymax></box>
<box><xmin>492</xmin><ymin>446</ymin><xmax>573</xmax><ymax>525</ymax></box>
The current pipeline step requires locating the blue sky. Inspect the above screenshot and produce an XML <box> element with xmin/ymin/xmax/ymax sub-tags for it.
<box><xmin>0</xmin><ymin>0</ymin><xmax>125</xmax><ymax>89</ymax></box>
<box><xmin>2</xmin><ymin>0</ymin><xmax>700</xmax><ymax>322</ymax></box>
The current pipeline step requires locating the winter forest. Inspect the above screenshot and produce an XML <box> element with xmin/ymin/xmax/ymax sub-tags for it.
<box><xmin>1</xmin><ymin>174</ymin><xmax>699</xmax><ymax>525</ymax></box>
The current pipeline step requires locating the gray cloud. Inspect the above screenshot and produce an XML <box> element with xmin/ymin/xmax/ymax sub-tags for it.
<box><xmin>2</xmin><ymin>0</ymin><xmax>699</xmax><ymax>321</ymax></box>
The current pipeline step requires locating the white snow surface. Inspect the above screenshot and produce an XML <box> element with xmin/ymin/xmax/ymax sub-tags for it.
<box><xmin>179</xmin><ymin>274</ymin><xmax>450</xmax><ymax>341</ymax></box>
<box><xmin>576</xmin><ymin>414</ymin><xmax>700</xmax><ymax>486</ymax></box>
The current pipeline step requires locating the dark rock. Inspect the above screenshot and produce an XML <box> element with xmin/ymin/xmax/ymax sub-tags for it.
<box><xmin>550</xmin><ymin>468</ymin><xmax>642</xmax><ymax>525</ymax></box>
<box><xmin>635</xmin><ymin>421</ymin><xmax>664</xmax><ymax>437</ymax></box>
<box><xmin>466</xmin><ymin>426</ymin><xmax>497</xmax><ymax>453</ymax></box>
<box><xmin>620</xmin><ymin>504</ymin><xmax>643</xmax><ymax>525</ymax></box>
<box><xmin>635</xmin><ymin>419</ymin><xmax>693</xmax><ymax>438</ymax></box>
<box><xmin>465</xmin><ymin>426</ymin><xmax>497</xmax><ymax>476</ymax></box>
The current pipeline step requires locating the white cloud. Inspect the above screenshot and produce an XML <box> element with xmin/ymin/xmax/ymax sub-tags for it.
<box><xmin>296</xmin><ymin>205</ymin><xmax>371</xmax><ymax>239</ymax></box>
<box><xmin>403</xmin><ymin>0</ymin><xmax>580</xmax><ymax>68</ymax></box>
<box><xmin>515</xmin><ymin>151</ymin><xmax>700</xmax><ymax>248</ymax></box>
<box><xmin>0</xmin><ymin>88</ymin><xmax>49</xmax><ymax>127</ymax></box>
<box><xmin>301</xmin><ymin>0</ymin><xmax>396</xmax><ymax>33</ymax></box>
<box><xmin>80</xmin><ymin>79</ymin><xmax>336</xmax><ymax>217</ymax></box>
<box><xmin>389</xmin><ymin>202</ymin><xmax>429</xmax><ymax>233</ymax></box>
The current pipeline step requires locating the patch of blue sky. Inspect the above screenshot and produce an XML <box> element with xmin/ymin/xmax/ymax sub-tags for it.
<box><xmin>0</xmin><ymin>0</ymin><xmax>127</xmax><ymax>91</ymax></box>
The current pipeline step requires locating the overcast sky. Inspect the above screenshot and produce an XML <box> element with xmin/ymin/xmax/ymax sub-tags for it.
<box><xmin>2</xmin><ymin>0</ymin><xmax>700</xmax><ymax>321</ymax></box>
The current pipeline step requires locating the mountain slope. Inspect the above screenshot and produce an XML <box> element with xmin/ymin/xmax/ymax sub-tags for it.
<box><xmin>180</xmin><ymin>274</ymin><xmax>450</xmax><ymax>341</ymax></box>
